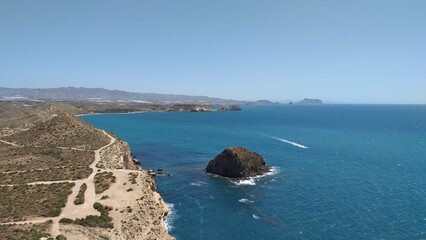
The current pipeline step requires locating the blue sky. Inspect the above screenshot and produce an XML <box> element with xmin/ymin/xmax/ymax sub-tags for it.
<box><xmin>1</xmin><ymin>0</ymin><xmax>425</xmax><ymax>103</ymax></box>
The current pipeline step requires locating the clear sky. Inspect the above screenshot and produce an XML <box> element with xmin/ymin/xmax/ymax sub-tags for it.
<box><xmin>1</xmin><ymin>1</ymin><xmax>425</xmax><ymax>103</ymax></box>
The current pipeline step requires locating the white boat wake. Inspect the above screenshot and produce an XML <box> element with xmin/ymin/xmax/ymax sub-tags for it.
<box><xmin>270</xmin><ymin>136</ymin><xmax>308</xmax><ymax>149</ymax></box>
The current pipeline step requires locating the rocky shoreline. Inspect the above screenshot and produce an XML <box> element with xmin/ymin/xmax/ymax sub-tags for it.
<box><xmin>61</xmin><ymin>129</ymin><xmax>173</xmax><ymax>240</ymax></box>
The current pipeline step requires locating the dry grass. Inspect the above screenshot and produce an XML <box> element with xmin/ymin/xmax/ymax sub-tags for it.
<box><xmin>0</xmin><ymin>166</ymin><xmax>92</xmax><ymax>184</ymax></box>
<box><xmin>0</xmin><ymin>146</ymin><xmax>94</xmax><ymax>173</ymax></box>
<box><xmin>0</xmin><ymin>183</ymin><xmax>74</xmax><ymax>222</ymax></box>
<box><xmin>0</xmin><ymin>220</ymin><xmax>53</xmax><ymax>240</ymax></box>
<box><xmin>6</xmin><ymin>113</ymin><xmax>110</xmax><ymax>150</ymax></box>
<box><xmin>0</xmin><ymin>101</ymin><xmax>85</xmax><ymax>137</ymax></box>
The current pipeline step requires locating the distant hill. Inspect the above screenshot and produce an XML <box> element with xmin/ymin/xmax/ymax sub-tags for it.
<box><xmin>0</xmin><ymin>101</ymin><xmax>86</xmax><ymax>137</ymax></box>
<box><xmin>296</xmin><ymin>98</ymin><xmax>323</xmax><ymax>105</ymax></box>
<box><xmin>6</xmin><ymin>113</ymin><xmax>110</xmax><ymax>150</ymax></box>
<box><xmin>246</xmin><ymin>100</ymin><xmax>280</xmax><ymax>105</ymax></box>
<box><xmin>0</xmin><ymin>87</ymin><xmax>250</xmax><ymax>105</ymax></box>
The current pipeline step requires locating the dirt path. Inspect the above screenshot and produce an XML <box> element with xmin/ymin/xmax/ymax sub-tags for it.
<box><xmin>0</xmin><ymin>218</ymin><xmax>54</xmax><ymax>226</ymax></box>
<box><xmin>50</xmin><ymin>130</ymin><xmax>116</xmax><ymax>237</ymax></box>
<box><xmin>0</xmin><ymin>180</ymin><xmax>73</xmax><ymax>187</ymax></box>
<box><xmin>0</xmin><ymin>139</ymin><xmax>21</xmax><ymax>147</ymax></box>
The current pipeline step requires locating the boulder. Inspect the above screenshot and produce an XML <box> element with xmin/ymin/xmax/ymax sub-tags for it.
<box><xmin>206</xmin><ymin>147</ymin><xmax>268</xmax><ymax>178</ymax></box>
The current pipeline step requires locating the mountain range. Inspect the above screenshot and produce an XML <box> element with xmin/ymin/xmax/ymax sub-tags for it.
<box><xmin>0</xmin><ymin>87</ymin><xmax>246</xmax><ymax>105</ymax></box>
<box><xmin>0</xmin><ymin>87</ymin><xmax>322</xmax><ymax>105</ymax></box>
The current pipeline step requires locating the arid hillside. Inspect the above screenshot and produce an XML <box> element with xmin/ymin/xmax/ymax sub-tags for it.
<box><xmin>0</xmin><ymin>102</ymin><xmax>172</xmax><ymax>240</ymax></box>
<box><xmin>0</xmin><ymin>101</ymin><xmax>86</xmax><ymax>137</ymax></box>
<box><xmin>6</xmin><ymin>113</ymin><xmax>110</xmax><ymax>150</ymax></box>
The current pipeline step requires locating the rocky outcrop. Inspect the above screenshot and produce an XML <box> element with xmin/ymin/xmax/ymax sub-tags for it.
<box><xmin>218</xmin><ymin>105</ymin><xmax>242</xmax><ymax>111</ymax></box>
<box><xmin>169</xmin><ymin>104</ymin><xmax>213</xmax><ymax>112</ymax></box>
<box><xmin>98</xmin><ymin>139</ymin><xmax>140</xmax><ymax>170</ymax></box>
<box><xmin>206</xmin><ymin>147</ymin><xmax>268</xmax><ymax>178</ymax></box>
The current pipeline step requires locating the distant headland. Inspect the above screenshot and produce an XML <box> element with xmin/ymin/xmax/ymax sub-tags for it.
<box><xmin>289</xmin><ymin>98</ymin><xmax>323</xmax><ymax>105</ymax></box>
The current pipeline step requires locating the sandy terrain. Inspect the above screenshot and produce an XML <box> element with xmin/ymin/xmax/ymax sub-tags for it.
<box><xmin>1</xmin><ymin>130</ymin><xmax>172</xmax><ymax>239</ymax></box>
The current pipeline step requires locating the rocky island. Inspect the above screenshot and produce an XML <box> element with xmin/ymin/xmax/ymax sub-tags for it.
<box><xmin>206</xmin><ymin>147</ymin><xmax>268</xmax><ymax>178</ymax></box>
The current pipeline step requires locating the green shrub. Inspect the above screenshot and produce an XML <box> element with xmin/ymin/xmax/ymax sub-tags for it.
<box><xmin>56</xmin><ymin>234</ymin><xmax>67</xmax><ymax>240</ymax></box>
<box><xmin>73</xmin><ymin>183</ymin><xmax>87</xmax><ymax>205</ymax></box>
<box><xmin>94</xmin><ymin>172</ymin><xmax>116</xmax><ymax>194</ymax></box>
<box><xmin>59</xmin><ymin>203</ymin><xmax>114</xmax><ymax>229</ymax></box>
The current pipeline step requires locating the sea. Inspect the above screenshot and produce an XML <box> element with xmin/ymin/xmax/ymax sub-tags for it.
<box><xmin>81</xmin><ymin>105</ymin><xmax>426</xmax><ymax>240</ymax></box>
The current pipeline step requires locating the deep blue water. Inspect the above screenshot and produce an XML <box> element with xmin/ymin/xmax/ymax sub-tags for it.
<box><xmin>81</xmin><ymin>105</ymin><xmax>426</xmax><ymax>240</ymax></box>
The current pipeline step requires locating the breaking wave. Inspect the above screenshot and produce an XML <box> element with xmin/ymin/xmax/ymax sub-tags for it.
<box><xmin>164</xmin><ymin>203</ymin><xmax>176</xmax><ymax>232</ymax></box>
<box><xmin>239</xmin><ymin>198</ymin><xmax>254</xmax><ymax>203</ymax></box>
<box><xmin>190</xmin><ymin>181</ymin><xmax>207</xmax><ymax>187</ymax></box>
<box><xmin>232</xmin><ymin>167</ymin><xmax>279</xmax><ymax>186</ymax></box>
<box><xmin>234</xmin><ymin>178</ymin><xmax>256</xmax><ymax>186</ymax></box>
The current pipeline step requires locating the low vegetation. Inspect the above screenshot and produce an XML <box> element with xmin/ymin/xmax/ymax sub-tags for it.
<box><xmin>0</xmin><ymin>220</ymin><xmax>54</xmax><ymax>239</ymax></box>
<box><xmin>0</xmin><ymin>183</ymin><xmax>74</xmax><ymax>222</ymax></box>
<box><xmin>0</xmin><ymin>226</ymin><xmax>51</xmax><ymax>240</ymax></box>
<box><xmin>94</xmin><ymin>172</ymin><xmax>116</xmax><ymax>194</ymax></box>
<box><xmin>74</xmin><ymin>183</ymin><xmax>87</xmax><ymax>205</ymax></box>
<box><xmin>0</xmin><ymin>166</ymin><xmax>92</xmax><ymax>184</ymax></box>
<box><xmin>56</xmin><ymin>234</ymin><xmax>67</xmax><ymax>240</ymax></box>
<box><xmin>0</xmin><ymin>101</ymin><xmax>85</xmax><ymax>138</ymax></box>
<box><xmin>5</xmin><ymin>113</ymin><xmax>110</xmax><ymax>150</ymax></box>
<box><xmin>0</xmin><ymin>147</ymin><xmax>94</xmax><ymax>173</ymax></box>
<box><xmin>60</xmin><ymin>202</ymin><xmax>114</xmax><ymax>229</ymax></box>
<box><xmin>129</xmin><ymin>172</ymin><xmax>138</xmax><ymax>184</ymax></box>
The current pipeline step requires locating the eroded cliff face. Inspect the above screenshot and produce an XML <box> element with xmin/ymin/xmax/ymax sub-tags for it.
<box><xmin>98</xmin><ymin>139</ymin><xmax>140</xmax><ymax>170</ymax></box>
<box><xmin>206</xmin><ymin>147</ymin><xmax>268</xmax><ymax>178</ymax></box>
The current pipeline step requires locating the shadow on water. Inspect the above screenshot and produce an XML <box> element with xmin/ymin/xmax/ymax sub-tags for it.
<box><xmin>207</xmin><ymin>173</ymin><xmax>287</xmax><ymax>229</ymax></box>
<box><xmin>239</xmin><ymin>200</ymin><xmax>287</xmax><ymax>228</ymax></box>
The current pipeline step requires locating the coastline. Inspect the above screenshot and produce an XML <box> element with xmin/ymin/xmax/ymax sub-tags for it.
<box><xmin>77</xmin><ymin>112</ymin><xmax>176</xmax><ymax>239</ymax></box>
<box><xmin>57</xmin><ymin>129</ymin><xmax>173</xmax><ymax>239</ymax></box>
<box><xmin>76</xmin><ymin>111</ymin><xmax>149</xmax><ymax>117</ymax></box>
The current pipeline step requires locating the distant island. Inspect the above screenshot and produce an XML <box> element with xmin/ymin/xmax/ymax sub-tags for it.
<box><xmin>246</xmin><ymin>100</ymin><xmax>280</xmax><ymax>105</ymax></box>
<box><xmin>295</xmin><ymin>98</ymin><xmax>323</xmax><ymax>105</ymax></box>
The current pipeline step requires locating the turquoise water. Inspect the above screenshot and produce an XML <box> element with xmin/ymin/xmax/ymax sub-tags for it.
<box><xmin>81</xmin><ymin>105</ymin><xmax>426</xmax><ymax>240</ymax></box>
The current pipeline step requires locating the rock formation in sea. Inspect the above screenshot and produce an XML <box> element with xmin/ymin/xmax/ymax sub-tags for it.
<box><xmin>206</xmin><ymin>147</ymin><xmax>268</xmax><ymax>178</ymax></box>
<box><xmin>217</xmin><ymin>105</ymin><xmax>242</xmax><ymax>111</ymax></box>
